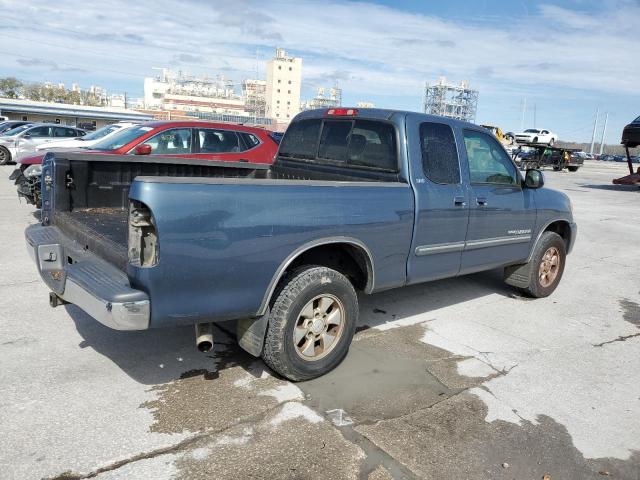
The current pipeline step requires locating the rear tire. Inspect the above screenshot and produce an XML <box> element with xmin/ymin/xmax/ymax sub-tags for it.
<box><xmin>262</xmin><ymin>266</ymin><xmax>358</xmax><ymax>381</ymax></box>
<box><xmin>0</xmin><ymin>146</ymin><xmax>11</xmax><ymax>165</ymax></box>
<box><xmin>518</xmin><ymin>231</ymin><xmax>566</xmax><ymax>298</ymax></box>
<box><xmin>549</xmin><ymin>138</ymin><xmax>555</xmax><ymax>146</ymax></box>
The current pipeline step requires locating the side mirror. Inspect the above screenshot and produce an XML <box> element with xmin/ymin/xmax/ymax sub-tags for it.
<box><xmin>525</xmin><ymin>169</ymin><xmax>545</xmax><ymax>189</ymax></box>
<box><xmin>134</xmin><ymin>144</ymin><xmax>152</xmax><ymax>155</ymax></box>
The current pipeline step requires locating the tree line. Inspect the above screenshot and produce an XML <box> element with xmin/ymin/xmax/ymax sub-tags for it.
<box><xmin>0</xmin><ymin>76</ymin><xmax>105</xmax><ymax>106</ymax></box>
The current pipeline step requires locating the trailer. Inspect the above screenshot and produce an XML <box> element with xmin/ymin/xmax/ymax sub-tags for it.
<box><xmin>512</xmin><ymin>144</ymin><xmax>583</xmax><ymax>172</ymax></box>
<box><xmin>612</xmin><ymin>134</ymin><xmax>640</xmax><ymax>186</ymax></box>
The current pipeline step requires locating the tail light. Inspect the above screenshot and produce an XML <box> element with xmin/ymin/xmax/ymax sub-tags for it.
<box><xmin>326</xmin><ymin>108</ymin><xmax>358</xmax><ymax>116</ymax></box>
<box><xmin>128</xmin><ymin>201</ymin><xmax>158</xmax><ymax>267</ymax></box>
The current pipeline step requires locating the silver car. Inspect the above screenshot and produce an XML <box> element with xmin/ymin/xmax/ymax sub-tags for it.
<box><xmin>0</xmin><ymin>124</ymin><xmax>86</xmax><ymax>164</ymax></box>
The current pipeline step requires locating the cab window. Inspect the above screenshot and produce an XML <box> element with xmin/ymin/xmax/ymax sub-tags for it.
<box><xmin>463</xmin><ymin>130</ymin><xmax>518</xmax><ymax>185</ymax></box>
<box><xmin>420</xmin><ymin>122</ymin><xmax>460</xmax><ymax>184</ymax></box>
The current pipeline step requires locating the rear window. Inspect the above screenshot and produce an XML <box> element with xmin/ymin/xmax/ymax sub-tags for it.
<box><xmin>279</xmin><ymin>118</ymin><xmax>397</xmax><ymax>171</ymax></box>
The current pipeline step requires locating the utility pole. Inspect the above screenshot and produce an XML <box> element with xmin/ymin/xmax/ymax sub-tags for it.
<box><xmin>520</xmin><ymin>98</ymin><xmax>526</xmax><ymax>131</ymax></box>
<box><xmin>589</xmin><ymin>108</ymin><xmax>599</xmax><ymax>154</ymax></box>
<box><xmin>599</xmin><ymin>112</ymin><xmax>609</xmax><ymax>155</ymax></box>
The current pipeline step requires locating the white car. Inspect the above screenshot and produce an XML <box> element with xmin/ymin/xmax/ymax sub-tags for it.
<box><xmin>515</xmin><ymin>128</ymin><xmax>557</xmax><ymax>146</ymax></box>
<box><xmin>0</xmin><ymin>124</ymin><xmax>86</xmax><ymax>164</ymax></box>
<box><xmin>34</xmin><ymin>122</ymin><xmax>139</xmax><ymax>154</ymax></box>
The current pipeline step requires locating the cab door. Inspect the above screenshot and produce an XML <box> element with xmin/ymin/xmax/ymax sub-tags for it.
<box><xmin>406</xmin><ymin>119</ymin><xmax>470</xmax><ymax>284</ymax></box>
<box><xmin>459</xmin><ymin>129</ymin><xmax>536</xmax><ymax>274</ymax></box>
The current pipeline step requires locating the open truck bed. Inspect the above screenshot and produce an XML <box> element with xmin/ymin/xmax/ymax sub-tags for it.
<box><xmin>42</xmin><ymin>153</ymin><xmax>270</xmax><ymax>270</ymax></box>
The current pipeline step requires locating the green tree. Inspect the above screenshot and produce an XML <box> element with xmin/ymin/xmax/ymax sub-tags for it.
<box><xmin>0</xmin><ymin>77</ymin><xmax>23</xmax><ymax>98</ymax></box>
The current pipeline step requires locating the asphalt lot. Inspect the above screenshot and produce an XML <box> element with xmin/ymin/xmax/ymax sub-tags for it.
<box><xmin>0</xmin><ymin>161</ymin><xmax>639</xmax><ymax>480</ymax></box>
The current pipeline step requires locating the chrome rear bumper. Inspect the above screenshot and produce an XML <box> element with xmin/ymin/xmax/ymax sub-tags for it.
<box><xmin>25</xmin><ymin>224</ymin><xmax>149</xmax><ymax>330</ymax></box>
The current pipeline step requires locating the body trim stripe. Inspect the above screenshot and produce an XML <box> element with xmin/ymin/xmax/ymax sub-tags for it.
<box><xmin>416</xmin><ymin>235</ymin><xmax>531</xmax><ymax>256</ymax></box>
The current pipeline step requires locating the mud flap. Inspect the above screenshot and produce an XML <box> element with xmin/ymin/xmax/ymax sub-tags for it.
<box><xmin>237</xmin><ymin>310</ymin><xmax>269</xmax><ymax>357</ymax></box>
<box><xmin>503</xmin><ymin>262</ymin><xmax>533</xmax><ymax>289</ymax></box>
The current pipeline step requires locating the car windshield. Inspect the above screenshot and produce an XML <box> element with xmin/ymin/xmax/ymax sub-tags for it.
<box><xmin>524</xmin><ymin>129</ymin><xmax>540</xmax><ymax>133</ymax></box>
<box><xmin>90</xmin><ymin>125</ymin><xmax>154</xmax><ymax>150</ymax></box>
<box><xmin>80</xmin><ymin>124</ymin><xmax>123</xmax><ymax>141</ymax></box>
<box><xmin>2</xmin><ymin>124</ymin><xmax>32</xmax><ymax>136</ymax></box>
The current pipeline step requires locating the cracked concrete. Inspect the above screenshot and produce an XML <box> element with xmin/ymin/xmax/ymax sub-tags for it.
<box><xmin>1</xmin><ymin>162</ymin><xmax>640</xmax><ymax>479</ymax></box>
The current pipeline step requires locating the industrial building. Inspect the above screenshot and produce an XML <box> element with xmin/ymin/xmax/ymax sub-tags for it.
<box><xmin>0</xmin><ymin>98</ymin><xmax>152</xmax><ymax>129</ymax></box>
<box><xmin>143</xmin><ymin>68</ymin><xmax>252</xmax><ymax>116</ymax></box>
<box><xmin>423</xmin><ymin>77</ymin><xmax>478</xmax><ymax>122</ymax></box>
<box><xmin>301</xmin><ymin>86</ymin><xmax>342</xmax><ymax>111</ymax></box>
<box><xmin>265</xmin><ymin>48</ymin><xmax>303</xmax><ymax>121</ymax></box>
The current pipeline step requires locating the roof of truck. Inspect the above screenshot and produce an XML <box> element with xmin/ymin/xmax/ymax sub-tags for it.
<box><xmin>294</xmin><ymin>107</ymin><xmax>481</xmax><ymax>130</ymax></box>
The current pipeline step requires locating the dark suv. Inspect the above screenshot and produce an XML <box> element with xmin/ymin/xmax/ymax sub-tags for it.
<box><xmin>621</xmin><ymin>116</ymin><xmax>640</xmax><ymax>147</ymax></box>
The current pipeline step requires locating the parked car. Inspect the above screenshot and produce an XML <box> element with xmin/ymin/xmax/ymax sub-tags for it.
<box><xmin>0</xmin><ymin>124</ymin><xmax>86</xmax><ymax>165</ymax></box>
<box><xmin>0</xmin><ymin>120</ymin><xmax>32</xmax><ymax>135</ymax></box>
<box><xmin>18</xmin><ymin>120</ymin><xmax>278</xmax><ymax>167</ymax></box>
<box><xmin>34</xmin><ymin>122</ymin><xmax>139</xmax><ymax>152</ymax></box>
<box><xmin>515</xmin><ymin>128</ymin><xmax>557</xmax><ymax>146</ymax></box>
<box><xmin>621</xmin><ymin>115</ymin><xmax>640</xmax><ymax>147</ymax></box>
<box><xmin>25</xmin><ymin>108</ymin><xmax>576</xmax><ymax>381</ymax></box>
<box><xmin>13</xmin><ymin>121</ymin><xmax>279</xmax><ymax>207</ymax></box>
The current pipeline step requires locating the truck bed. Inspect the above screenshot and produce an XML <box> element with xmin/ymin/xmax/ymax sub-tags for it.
<box><xmin>44</xmin><ymin>154</ymin><xmax>272</xmax><ymax>269</ymax></box>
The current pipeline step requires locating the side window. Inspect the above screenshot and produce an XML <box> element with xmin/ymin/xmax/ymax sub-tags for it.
<box><xmin>318</xmin><ymin>120</ymin><xmax>351</xmax><ymax>162</ymax></box>
<box><xmin>463</xmin><ymin>130</ymin><xmax>518</xmax><ymax>185</ymax></box>
<box><xmin>278</xmin><ymin>119</ymin><xmax>321</xmax><ymax>159</ymax></box>
<box><xmin>67</xmin><ymin>128</ymin><xmax>80</xmax><ymax>137</ymax></box>
<box><xmin>420</xmin><ymin>122</ymin><xmax>460</xmax><ymax>184</ymax></box>
<box><xmin>238</xmin><ymin>132</ymin><xmax>260</xmax><ymax>149</ymax></box>
<box><xmin>197</xmin><ymin>129</ymin><xmax>246</xmax><ymax>153</ymax></box>
<box><xmin>28</xmin><ymin>126</ymin><xmax>50</xmax><ymax>137</ymax></box>
<box><xmin>142</xmin><ymin>128</ymin><xmax>192</xmax><ymax>154</ymax></box>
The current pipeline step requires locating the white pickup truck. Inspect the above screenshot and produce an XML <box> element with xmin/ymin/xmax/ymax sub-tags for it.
<box><xmin>515</xmin><ymin>129</ymin><xmax>557</xmax><ymax>146</ymax></box>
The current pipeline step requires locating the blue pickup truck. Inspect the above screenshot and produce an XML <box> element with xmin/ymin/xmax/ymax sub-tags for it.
<box><xmin>26</xmin><ymin>108</ymin><xmax>576</xmax><ymax>380</ymax></box>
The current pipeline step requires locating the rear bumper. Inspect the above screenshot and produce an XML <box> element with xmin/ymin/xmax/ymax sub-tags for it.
<box><xmin>25</xmin><ymin>224</ymin><xmax>150</xmax><ymax>330</ymax></box>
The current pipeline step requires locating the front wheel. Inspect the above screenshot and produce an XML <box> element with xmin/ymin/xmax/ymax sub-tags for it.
<box><xmin>262</xmin><ymin>266</ymin><xmax>358</xmax><ymax>381</ymax></box>
<box><xmin>519</xmin><ymin>231</ymin><xmax>566</xmax><ymax>298</ymax></box>
<box><xmin>549</xmin><ymin>138</ymin><xmax>555</xmax><ymax>146</ymax></box>
<box><xmin>0</xmin><ymin>146</ymin><xmax>11</xmax><ymax>165</ymax></box>
<box><xmin>567</xmin><ymin>166</ymin><xmax>579</xmax><ymax>172</ymax></box>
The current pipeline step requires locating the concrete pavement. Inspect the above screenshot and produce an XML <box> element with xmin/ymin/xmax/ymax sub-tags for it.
<box><xmin>0</xmin><ymin>161</ymin><xmax>638</xmax><ymax>479</ymax></box>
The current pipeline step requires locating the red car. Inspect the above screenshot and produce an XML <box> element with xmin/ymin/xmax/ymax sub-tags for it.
<box><xmin>17</xmin><ymin>120</ymin><xmax>278</xmax><ymax>166</ymax></box>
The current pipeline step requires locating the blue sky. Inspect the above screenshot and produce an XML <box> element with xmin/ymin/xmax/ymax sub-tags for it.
<box><xmin>0</xmin><ymin>0</ymin><xmax>638</xmax><ymax>143</ymax></box>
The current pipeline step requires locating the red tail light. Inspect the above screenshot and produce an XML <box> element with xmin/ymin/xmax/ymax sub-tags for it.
<box><xmin>326</xmin><ymin>108</ymin><xmax>358</xmax><ymax>116</ymax></box>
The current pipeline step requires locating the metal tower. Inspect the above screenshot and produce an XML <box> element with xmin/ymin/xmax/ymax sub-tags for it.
<box><xmin>423</xmin><ymin>77</ymin><xmax>478</xmax><ymax>122</ymax></box>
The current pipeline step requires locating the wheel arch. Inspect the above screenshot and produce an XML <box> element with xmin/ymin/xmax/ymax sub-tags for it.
<box><xmin>527</xmin><ymin>219</ymin><xmax>572</xmax><ymax>262</ymax></box>
<box><xmin>257</xmin><ymin>237</ymin><xmax>375</xmax><ymax>316</ymax></box>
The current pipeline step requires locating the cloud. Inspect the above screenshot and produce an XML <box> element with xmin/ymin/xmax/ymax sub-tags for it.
<box><xmin>171</xmin><ymin>53</ymin><xmax>206</xmax><ymax>65</ymax></box>
<box><xmin>16</xmin><ymin>57</ymin><xmax>86</xmax><ymax>73</ymax></box>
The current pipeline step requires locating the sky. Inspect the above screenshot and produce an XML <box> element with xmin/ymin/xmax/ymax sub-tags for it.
<box><xmin>0</xmin><ymin>0</ymin><xmax>638</xmax><ymax>143</ymax></box>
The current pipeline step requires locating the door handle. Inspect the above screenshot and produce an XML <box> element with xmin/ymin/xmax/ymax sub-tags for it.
<box><xmin>454</xmin><ymin>196</ymin><xmax>466</xmax><ymax>206</ymax></box>
<box><xmin>476</xmin><ymin>197</ymin><xmax>488</xmax><ymax>206</ymax></box>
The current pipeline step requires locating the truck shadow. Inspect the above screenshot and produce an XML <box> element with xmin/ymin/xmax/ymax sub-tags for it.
<box><xmin>66</xmin><ymin>267</ymin><xmax>515</xmax><ymax>385</ymax></box>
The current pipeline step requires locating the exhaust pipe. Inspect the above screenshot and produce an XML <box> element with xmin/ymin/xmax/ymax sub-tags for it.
<box><xmin>195</xmin><ymin>323</ymin><xmax>214</xmax><ymax>352</ymax></box>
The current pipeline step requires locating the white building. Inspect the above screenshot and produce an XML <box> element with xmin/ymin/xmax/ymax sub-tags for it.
<box><xmin>301</xmin><ymin>87</ymin><xmax>342</xmax><ymax>111</ymax></box>
<box><xmin>242</xmin><ymin>79</ymin><xmax>267</xmax><ymax>117</ymax></box>
<box><xmin>143</xmin><ymin>69</ymin><xmax>250</xmax><ymax>115</ymax></box>
<box><xmin>265</xmin><ymin>48</ymin><xmax>302</xmax><ymax>121</ymax></box>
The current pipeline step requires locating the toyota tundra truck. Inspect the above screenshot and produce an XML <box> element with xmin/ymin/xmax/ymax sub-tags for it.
<box><xmin>25</xmin><ymin>108</ymin><xmax>577</xmax><ymax>381</ymax></box>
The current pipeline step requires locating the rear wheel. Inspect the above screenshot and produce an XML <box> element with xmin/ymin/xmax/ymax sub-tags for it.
<box><xmin>533</xmin><ymin>137</ymin><xmax>539</xmax><ymax>144</ymax></box>
<box><xmin>262</xmin><ymin>266</ymin><xmax>358</xmax><ymax>381</ymax></box>
<box><xmin>0</xmin><ymin>146</ymin><xmax>11</xmax><ymax>165</ymax></box>
<box><xmin>518</xmin><ymin>231</ymin><xmax>566</xmax><ymax>298</ymax></box>
<box><xmin>549</xmin><ymin>138</ymin><xmax>555</xmax><ymax>146</ymax></box>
